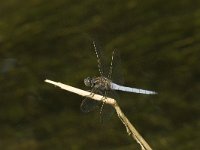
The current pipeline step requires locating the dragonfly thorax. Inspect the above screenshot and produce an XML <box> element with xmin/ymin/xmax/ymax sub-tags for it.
<box><xmin>84</xmin><ymin>76</ymin><xmax>111</xmax><ymax>91</ymax></box>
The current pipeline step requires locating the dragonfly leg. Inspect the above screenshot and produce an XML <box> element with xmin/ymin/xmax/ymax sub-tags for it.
<box><xmin>90</xmin><ymin>88</ymin><xmax>98</xmax><ymax>97</ymax></box>
<box><xmin>84</xmin><ymin>88</ymin><xmax>97</xmax><ymax>97</ymax></box>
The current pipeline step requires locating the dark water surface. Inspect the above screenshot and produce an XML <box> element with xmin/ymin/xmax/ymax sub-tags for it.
<box><xmin>0</xmin><ymin>0</ymin><xmax>199</xmax><ymax>149</ymax></box>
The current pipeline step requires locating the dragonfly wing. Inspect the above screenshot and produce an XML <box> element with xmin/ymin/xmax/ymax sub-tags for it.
<box><xmin>80</xmin><ymin>87</ymin><xmax>103</xmax><ymax>113</ymax></box>
<box><xmin>110</xmin><ymin>49</ymin><xmax>124</xmax><ymax>84</ymax></box>
<box><xmin>100</xmin><ymin>103</ymin><xmax>114</xmax><ymax>123</ymax></box>
<box><xmin>92</xmin><ymin>41</ymin><xmax>109</xmax><ymax>77</ymax></box>
<box><xmin>99</xmin><ymin>90</ymin><xmax>118</xmax><ymax>123</ymax></box>
<box><xmin>80</xmin><ymin>97</ymin><xmax>100</xmax><ymax>113</ymax></box>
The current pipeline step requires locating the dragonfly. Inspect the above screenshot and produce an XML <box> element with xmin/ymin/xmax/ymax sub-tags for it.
<box><xmin>81</xmin><ymin>42</ymin><xmax>157</xmax><ymax>120</ymax></box>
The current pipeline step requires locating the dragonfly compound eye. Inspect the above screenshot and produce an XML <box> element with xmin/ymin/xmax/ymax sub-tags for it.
<box><xmin>84</xmin><ymin>77</ymin><xmax>91</xmax><ymax>87</ymax></box>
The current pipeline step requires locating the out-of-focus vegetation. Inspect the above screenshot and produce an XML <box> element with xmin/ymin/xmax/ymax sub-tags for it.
<box><xmin>0</xmin><ymin>0</ymin><xmax>199</xmax><ymax>149</ymax></box>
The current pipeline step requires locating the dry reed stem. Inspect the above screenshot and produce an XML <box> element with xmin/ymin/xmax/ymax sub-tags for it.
<box><xmin>45</xmin><ymin>79</ymin><xmax>152</xmax><ymax>150</ymax></box>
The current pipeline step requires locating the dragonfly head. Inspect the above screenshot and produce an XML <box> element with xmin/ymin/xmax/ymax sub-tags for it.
<box><xmin>84</xmin><ymin>77</ymin><xmax>92</xmax><ymax>87</ymax></box>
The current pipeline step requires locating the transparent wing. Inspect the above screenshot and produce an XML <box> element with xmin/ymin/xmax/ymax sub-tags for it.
<box><xmin>100</xmin><ymin>103</ymin><xmax>114</xmax><ymax>123</ymax></box>
<box><xmin>108</xmin><ymin>49</ymin><xmax>124</xmax><ymax>84</ymax></box>
<box><xmin>80</xmin><ymin>89</ymin><xmax>117</xmax><ymax>122</ymax></box>
<box><xmin>80</xmin><ymin>97</ymin><xmax>100</xmax><ymax>113</ymax></box>
<box><xmin>99</xmin><ymin>90</ymin><xmax>118</xmax><ymax>123</ymax></box>
<box><xmin>93</xmin><ymin>41</ymin><xmax>109</xmax><ymax>77</ymax></box>
<box><xmin>92</xmin><ymin>42</ymin><xmax>124</xmax><ymax>83</ymax></box>
<box><xmin>80</xmin><ymin>88</ymin><xmax>102</xmax><ymax>113</ymax></box>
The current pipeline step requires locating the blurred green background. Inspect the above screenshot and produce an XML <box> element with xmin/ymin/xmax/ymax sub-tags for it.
<box><xmin>0</xmin><ymin>0</ymin><xmax>199</xmax><ymax>149</ymax></box>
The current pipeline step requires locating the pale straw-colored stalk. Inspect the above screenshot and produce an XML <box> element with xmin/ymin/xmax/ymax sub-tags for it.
<box><xmin>45</xmin><ymin>79</ymin><xmax>152</xmax><ymax>150</ymax></box>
